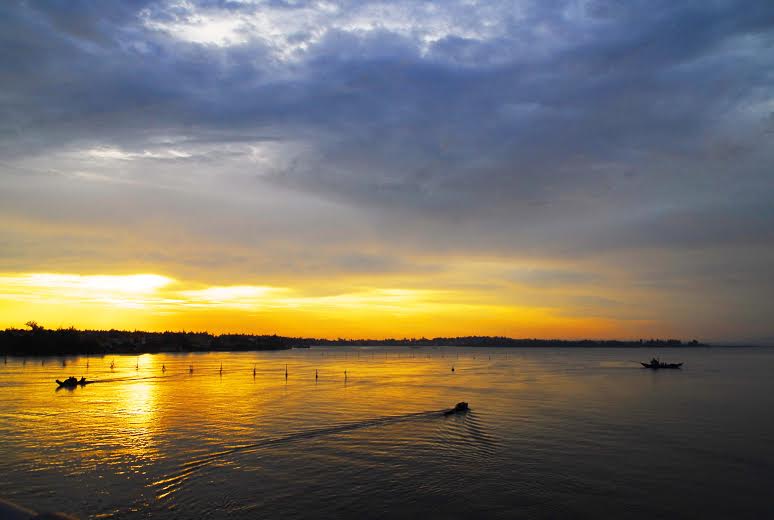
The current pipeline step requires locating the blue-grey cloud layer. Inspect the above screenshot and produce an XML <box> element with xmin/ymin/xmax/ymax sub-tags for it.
<box><xmin>1</xmin><ymin>0</ymin><xmax>773</xmax><ymax>340</ymax></box>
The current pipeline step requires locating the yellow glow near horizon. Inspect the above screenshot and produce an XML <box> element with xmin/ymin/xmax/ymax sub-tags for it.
<box><xmin>3</xmin><ymin>273</ymin><xmax>173</xmax><ymax>294</ymax></box>
<box><xmin>179</xmin><ymin>285</ymin><xmax>286</xmax><ymax>308</ymax></box>
<box><xmin>0</xmin><ymin>273</ymin><xmax>175</xmax><ymax>310</ymax></box>
<box><xmin>0</xmin><ymin>271</ymin><xmax>647</xmax><ymax>339</ymax></box>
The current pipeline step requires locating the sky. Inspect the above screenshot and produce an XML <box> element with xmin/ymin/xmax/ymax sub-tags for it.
<box><xmin>1</xmin><ymin>0</ymin><xmax>773</xmax><ymax>341</ymax></box>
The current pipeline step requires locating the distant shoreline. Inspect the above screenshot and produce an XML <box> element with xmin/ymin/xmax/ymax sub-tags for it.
<box><xmin>2</xmin><ymin>325</ymin><xmax>766</xmax><ymax>356</ymax></box>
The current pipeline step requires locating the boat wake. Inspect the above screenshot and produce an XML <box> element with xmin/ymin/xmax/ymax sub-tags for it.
<box><xmin>56</xmin><ymin>374</ymin><xmax>189</xmax><ymax>387</ymax></box>
<box><xmin>150</xmin><ymin>407</ymin><xmax>486</xmax><ymax>501</ymax></box>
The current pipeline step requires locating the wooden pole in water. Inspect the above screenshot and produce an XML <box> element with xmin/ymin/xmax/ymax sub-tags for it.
<box><xmin>285</xmin><ymin>364</ymin><xmax>288</xmax><ymax>380</ymax></box>
<box><xmin>253</xmin><ymin>364</ymin><xmax>256</xmax><ymax>377</ymax></box>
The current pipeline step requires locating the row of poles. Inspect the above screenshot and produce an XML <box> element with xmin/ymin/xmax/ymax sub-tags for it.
<box><xmin>52</xmin><ymin>357</ymin><xmax>462</xmax><ymax>379</ymax></box>
<box><xmin>93</xmin><ymin>360</ymin><xmax>358</xmax><ymax>380</ymax></box>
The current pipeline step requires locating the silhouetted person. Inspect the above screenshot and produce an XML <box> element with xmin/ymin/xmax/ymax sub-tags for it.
<box><xmin>443</xmin><ymin>402</ymin><xmax>469</xmax><ymax>416</ymax></box>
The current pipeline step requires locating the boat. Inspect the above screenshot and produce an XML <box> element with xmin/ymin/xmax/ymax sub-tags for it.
<box><xmin>641</xmin><ymin>358</ymin><xmax>683</xmax><ymax>369</ymax></box>
<box><xmin>55</xmin><ymin>377</ymin><xmax>88</xmax><ymax>388</ymax></box>
<box><xmin>443</xmin><ymin>402</ymin><xmax>469</xmax><ymax>416</ymax></box>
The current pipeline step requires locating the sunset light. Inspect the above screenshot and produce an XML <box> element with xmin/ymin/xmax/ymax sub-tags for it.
<box><xmin>1</xmin><ymin>2</ymin><xmax>773</xmax><ymax>518</ymax></box>
<box><xmin>0</xmin><ymin>270</ymin><xmax>627</xmax><ymax>338</ymax></box>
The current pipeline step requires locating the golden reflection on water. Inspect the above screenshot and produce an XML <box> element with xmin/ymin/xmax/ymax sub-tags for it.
<box><xmin>77</xmin><ymin>355</ymin><xmax>163</xmax><ymax>471</ymax></box>
<box><xmin>7</xmin><ymin>347</ymin><xmax>769</xmax><ymax>519</ymax></box>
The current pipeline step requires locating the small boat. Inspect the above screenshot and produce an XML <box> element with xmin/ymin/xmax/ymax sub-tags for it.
<box><xmin>641</xmin><ymin>358</ymin><xmax>683</xmax><ymax>369</ymax></box>
<box><xmin>443</xmin><ymin>402</ymin><xmax>470</xmax><ymax>416</ymax></box>
<box><xmin>56</xmin><ymin>377</ymin><xmax>88</xmax><ymax>388</ymax></box>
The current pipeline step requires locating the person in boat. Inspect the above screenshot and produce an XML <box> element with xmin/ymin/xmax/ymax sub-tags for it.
<box><xmin>58</xmin><ymin>376</ymin><xmax>87</xmax><ymax>386</ymax></box>
<box><xmin>443</xmin><ymin>402</ymin><xmax>469</xmax><ymax>416</ymax></box>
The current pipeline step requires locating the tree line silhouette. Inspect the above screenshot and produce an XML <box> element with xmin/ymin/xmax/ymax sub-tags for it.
<box><xmin>0</xmin><ymin>322</ymin><xmax>703</xmax><ymax>356</ymax></box>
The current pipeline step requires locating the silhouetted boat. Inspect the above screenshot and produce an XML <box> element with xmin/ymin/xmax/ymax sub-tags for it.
<box><xmin>443</xmin><ymin>402</ymin><xmax>469</xmax><ymax>416</ymax></box>
<box><xmin>56</xmin><ymin>377</ymin><xmax>88</xmax><ymax>388</ymax></box>
<box><xmin>641</xmin><ymin>359</ymin><xmax>683</xmax><ymax>369</ymax></box>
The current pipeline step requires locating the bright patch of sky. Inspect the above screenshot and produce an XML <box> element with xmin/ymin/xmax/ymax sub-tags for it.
<box><xmin>140</xmin><ymin>0</ymin><xmax>524</xmax><ymax>62</ymax></box>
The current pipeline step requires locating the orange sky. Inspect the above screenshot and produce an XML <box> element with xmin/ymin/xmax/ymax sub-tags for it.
<box><xmin>0</xmin><ymin>271</ymin><xmax>662</xmax><ymax>339</ymax></box>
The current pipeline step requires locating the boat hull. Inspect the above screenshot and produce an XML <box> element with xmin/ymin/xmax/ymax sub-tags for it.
<box><xmin>55</xmin><ymin>379</ymin><xmax>87</xmax><ymax>388</ymax></box>
<box><xmin>641</xmin><ymin>363</ymin><xmax>683</xmax><ymax>369</ymax></box>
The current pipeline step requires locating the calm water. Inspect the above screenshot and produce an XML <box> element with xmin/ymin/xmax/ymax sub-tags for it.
<box><xmin>1</xmin><ymin>347</ymin><xmax>773</xmax><ymax>519</ymax></box>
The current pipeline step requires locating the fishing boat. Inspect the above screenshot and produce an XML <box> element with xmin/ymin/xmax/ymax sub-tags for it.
<box><xmin>55</xmin><ymin>376</ymin><xmax>88</xmax><ymax>388</ymax></box>
<box><xmin>443</xmin><ymin>402</ymin><xmax>470</xmax><ymax>416</ymax></box>
<box><xmin>641</xmin><ymin>358</ymin><xmax>683</xmax><ymax>369</ymax></box>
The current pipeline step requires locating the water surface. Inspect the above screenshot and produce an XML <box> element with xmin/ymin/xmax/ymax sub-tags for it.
<box><xmin>1</xmin><ymin>347</ymin><xmax>773</xmax><ymax>518</ymax></box>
